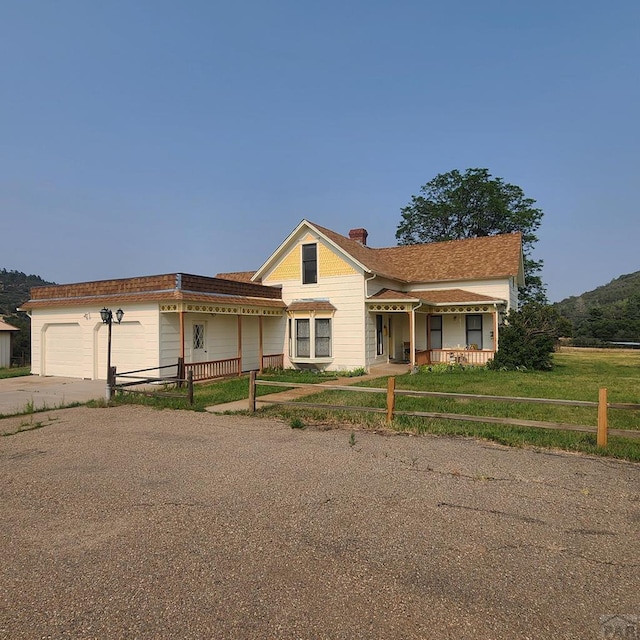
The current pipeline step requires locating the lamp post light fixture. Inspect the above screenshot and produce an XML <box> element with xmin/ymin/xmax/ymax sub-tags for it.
<box><xmin>101</xmin><ymin>307</ymin><xmax>124</xmax><ymax>401</ymax></box>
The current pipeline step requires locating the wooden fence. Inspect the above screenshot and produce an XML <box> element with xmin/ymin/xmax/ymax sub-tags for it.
<box><xmin>112</xmin><ymin>362</ymin><xmax>194</xmax><ymax>405</ymax></box>
<box><xmin>248</xmin><ymin>373</ymin><xmax>640</xmax><ymax>448</ymax></box>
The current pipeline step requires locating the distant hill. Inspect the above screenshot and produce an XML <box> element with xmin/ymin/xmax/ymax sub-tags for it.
<box><xmin>0</xmin><ymin>269</ymin><xmax>56</xmax><ymax>365</ymax></box>
<box><xmin>553</xmin><ymin>271</ymin><xmax>640</xmax><ymax>344</ymax></box>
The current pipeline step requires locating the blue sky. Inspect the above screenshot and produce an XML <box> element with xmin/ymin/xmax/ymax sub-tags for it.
<box><xmin>2</xmin><ymin>0</ymin><xmax>638</xmax><ymax>302</ymax></box>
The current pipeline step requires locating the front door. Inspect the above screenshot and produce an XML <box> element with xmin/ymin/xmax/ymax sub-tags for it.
<box><xmin>192</xmin><ymin>322</ymin><xmax>207</xmax><ymax>362</ymax></box>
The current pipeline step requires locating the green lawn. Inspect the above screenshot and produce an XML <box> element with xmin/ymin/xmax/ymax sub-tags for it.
<box><xmin>105</xmin><ymin>351</ymin><xmax>640</xmax><ymax>461</ymax></box>
<box><xmin>108</xmin><ymin>368</ymin><xmax>338</xmax><ymax>412</ymax></box>
<box><xmin>258</xmin><ymin>350</ymin><xmax>640</xmax><ymax>462</ymax></box>
<box><xmin>0</xmin><ymin>366</ymin><xmax>31</xmax><ymax>379</ymax></box>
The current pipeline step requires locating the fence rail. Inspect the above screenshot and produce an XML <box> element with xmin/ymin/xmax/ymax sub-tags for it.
<box><xmin>112</xmin><ymin>362</ymin><xmax>194</xmax><ymax>405</ymax></box>
<box><xmin>248</xmin><ymin>373</ymin><xmax>640</xmax><ymax>447</ymax></box>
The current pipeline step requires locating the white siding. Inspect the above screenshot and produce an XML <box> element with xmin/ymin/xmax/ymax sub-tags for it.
<box><xmin>409</xmin><ymin>278</ymin><xmax>511</xmax><ymax>303</ymax></box>
<box><xmin>159</xmin><ymin>313</ymin><xmax>181</xmax><ymax>368</ymax></box>
<box><xmin>241</xmin><ymin>317</ymin><xmax>260</xmax><ymax>372</ymax></box>
<box><xmin>209</xmin><ymin>315</ymin><xmax>239</xmax><ymax>361</ymax></box>
<box><xmin>262</xmin><ymin>316</ymin><xmax>286</xmax><ymax>359</ymax></box>
<box><xmin>265</xmin><ymin>265</ymin><xmax>367</xmax><ymax>371</ymax></box>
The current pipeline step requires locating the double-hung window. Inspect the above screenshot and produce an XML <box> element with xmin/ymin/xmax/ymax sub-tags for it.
<box><xmin>430</xmin><ymin>316</ymin><xmax>442</xmax><ymax>349</ymax></box>
<box><xmin>296</xmin><ymin>319</ymin><xmax>311</xmax><ymax>357</ymax></box>
<box><xmin>302</xmin><ymin>244</ymin><xmax>317</xmax><ymax>284</ymax></box>
<box><xmin>292</xmin><ymin>317</ymin><xmax>332</xmax><ymax>359</ymax></box>
<box><xmin>466</xmin><ymin>315</ymin><xmax>483</xmax><ymax>349</ymax></box>
<box><xmin>314</xmin><ymin>319</ymin><xmax>331</xmax><ymax>357</ymax></box>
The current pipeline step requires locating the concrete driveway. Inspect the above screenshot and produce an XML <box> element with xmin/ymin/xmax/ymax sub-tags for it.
<box><xmin>0</xmin><ymin>375</ymin><xmax>105</xmax><ymax>415</ymax></box>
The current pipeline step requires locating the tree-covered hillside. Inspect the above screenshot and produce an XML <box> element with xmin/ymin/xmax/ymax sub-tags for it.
<box><xmin>0</xmin><ymin>269</ymin><xmax>56</xmax><ymax>365</ymax></box>
<box><xmin>553</xmin><ymin>271</ymin><xmax>640</xmax><ymax>344</ymax></box>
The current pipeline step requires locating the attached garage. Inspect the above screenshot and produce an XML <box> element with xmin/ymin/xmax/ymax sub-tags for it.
<box><xmin>21</xmin><ymin>273</ymin><xmax>286</xmax><ymax>380</ymax></box>
<box><xmin>43</xmin><ymin>323</ymin><xmax>83</xmax><ymax>377</ymax></box>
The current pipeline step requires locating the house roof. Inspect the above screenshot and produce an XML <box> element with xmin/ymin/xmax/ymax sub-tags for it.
<box><xmin>255</xmin><ymin>220</ymin><xmax>524</xmax><ymax>285</ymax></box>
<box><xmin>311</xmin><ymin>222</ymin><xmax>523</xmax><ymax>283</ymax></box>
<box><xmin>0</xmin><ymin>319</ymin><xmax>20</xmax><ymax>331</ymax></box>
<box><xmin>368</xmin><ymin>288</ymin><xmax>504</xmax><ymax>306</ymax></box>
<box><xmin>286</xmin><ymin>300</ymin><xmax>337</xmax><ymax>312</ymax></box>
<box><xmin>216</xmin><ymin>271</ymin><xmax>259</xmax><ymax>283</ymax></box>
<box><xmin>20</xmin><ymin>273</ymin><xmax>285</xmax><ymax>310</ymax></box>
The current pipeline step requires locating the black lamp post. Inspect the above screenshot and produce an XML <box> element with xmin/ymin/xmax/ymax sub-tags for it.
<box><xmin>100</xmin><ymin>307</ymin><xmax>124</xmax><ymax>401</ymax></box>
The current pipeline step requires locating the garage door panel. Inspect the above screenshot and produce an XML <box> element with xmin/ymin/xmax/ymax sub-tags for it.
<box><xmin>96</xmin><ymin>322</ymin><xmax>146</xmax><ymax>379</ymax></box>
<box><xmin>44</xmin><ymin>324</ymin><xmax>83</xmax><ymax>377</ymax></box>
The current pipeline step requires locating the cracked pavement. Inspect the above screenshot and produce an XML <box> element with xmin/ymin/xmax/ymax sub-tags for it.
<box><xmin>1</xmin><ymin>405</ymin><xmax>638</xmax><ymax>639</ymax></box>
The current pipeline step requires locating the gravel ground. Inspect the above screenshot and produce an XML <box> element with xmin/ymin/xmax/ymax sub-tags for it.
<box><xmin>1</xmin><ymin>405</ymin><xmax>638</xmax><ymax>640</ymax></box>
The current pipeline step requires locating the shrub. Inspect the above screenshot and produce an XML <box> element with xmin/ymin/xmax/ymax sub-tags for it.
<box><xmin>489</xmin><ymin>303</ymin><xmax>559</xmax><ymax>371</ymax></box>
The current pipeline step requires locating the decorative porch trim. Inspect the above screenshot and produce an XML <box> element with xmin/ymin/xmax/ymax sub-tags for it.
<box><xmin>160</xmin><ymin>302</ymin><xmax>284</xmax><ymax>316</ymax></box>
<box><xmin>366</xmin><ymin>302</ymin><xmax>415</xmax><ymax>312</ymax></box>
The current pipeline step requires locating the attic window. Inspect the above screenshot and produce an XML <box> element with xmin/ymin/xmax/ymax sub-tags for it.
<box><xmin>302</xmin><ymin>244</ymin><xmax>317</xmax><ymax>284</ymax></box>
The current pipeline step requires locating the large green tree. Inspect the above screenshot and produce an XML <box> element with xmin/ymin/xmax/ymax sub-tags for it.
<box><xmin>396</xmin><ymin>168</ymin><xmax>546</xmax><ymax>303</ymax></box>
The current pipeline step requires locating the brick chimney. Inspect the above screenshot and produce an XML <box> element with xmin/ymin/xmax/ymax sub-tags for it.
<box><xmin>348</xmin><ymin>228</ymin><xmax>368</xmax><ymax>245</ymax></box>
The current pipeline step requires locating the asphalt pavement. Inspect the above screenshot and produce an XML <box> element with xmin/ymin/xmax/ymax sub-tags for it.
<box><xmin>1</xmin><ymin>404</ymin><xmax>638</xmax><ymax>639</ymax></box>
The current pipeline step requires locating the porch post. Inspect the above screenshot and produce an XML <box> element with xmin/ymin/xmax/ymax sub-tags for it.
<box><xmin>493</xmin><ymin>309</ymin><xmax>499</xmax><ymax>353</ymax></box>
<box><xmin>237</xmin><ymin>316</ymin><xmax>242</xmax><ymax>375</ymax></box>
<box><xmin>409</xmin><ymin>308</ymin><xmax>416</xmax><ymax>366</ymax></box>
<box><xmin>258</xmin><ymin>315</ymin><xmax>264</xmax><ymax>373</ymax></box>
<box><xmin>426</xmin><ymin>313</ymin><xmax>432</xmax><ymax>364</ymax></box>
<box><xmin>179</xmin><ymin>311</ymin><xmax>185</xmax><ymax>360</ymax></box>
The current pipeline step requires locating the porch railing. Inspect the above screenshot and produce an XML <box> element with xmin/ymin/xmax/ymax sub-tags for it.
<box><xmin>418</xmin><ymin>349</ymin><xmax>494</xmax><ymax>366</ymax></box>
<box><xmin>261</xmin><ymin>353</ymin><xmax>284</xmax><ymax>370</ymax></box>
<box><xmin>184</xmin><ymin>357</ymin><xmax>241</xmax><ymax>382</ymax></box>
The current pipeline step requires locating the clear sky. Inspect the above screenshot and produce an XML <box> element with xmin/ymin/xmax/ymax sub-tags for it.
<box><xmin>2</xmin><ymin>0</ymin><xmax>638</xmax><ymax>302</ymax></box>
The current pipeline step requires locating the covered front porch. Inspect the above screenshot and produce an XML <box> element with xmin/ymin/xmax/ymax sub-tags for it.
<box><xmin>367</xmin><ymin>289</ymin><xmax>506</xmax><ymax>368</ymax></box>
<box><xmin>160</xmin><ymin>300</ymin><xmax>286</xmax><ymax>381</ymax></box>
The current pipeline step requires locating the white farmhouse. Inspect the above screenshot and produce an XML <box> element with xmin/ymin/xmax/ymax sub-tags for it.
<box><xmin>20</xmin><ymin>220</ymin><xmax>524</xmax><ymax>379</ymax></box>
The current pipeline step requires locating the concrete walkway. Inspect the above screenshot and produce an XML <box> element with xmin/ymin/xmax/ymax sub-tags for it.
<box><xmin>205</xmin><ymin>363</ymin><xmax>407</xmax><ymax>413</ymax></box>
<box><xmin>0</xmin><ymin>375</ymin><xmax>106</xmax><ymax>415</ymax></box>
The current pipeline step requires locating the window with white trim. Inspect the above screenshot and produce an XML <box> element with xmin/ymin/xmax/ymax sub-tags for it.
<box><xmin>296</xmin><ymin>319</ymin><xmax>310</xmax><ymax>357</ymax></box>
<box><xmin>292</xmin><ymin>316</ymin><xmax>332</xmax><ymax>359</ymax></box>
<box><xmin>302</xmin><ymin>244</ymin><xmax>317</xmax><ymax>284</ymax></box>
<box><xmin>315</xmin><ymin>318</ymin><xmax>331</xmax><ymax>357</ymax></box>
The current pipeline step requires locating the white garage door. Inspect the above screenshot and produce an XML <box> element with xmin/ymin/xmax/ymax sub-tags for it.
<box><xmin>44</xmin><ymin>323</ymin><xmax>84</xmax><ymax>377</ymax></box>
<box><xmin>96</xmin><ymin>322</ymin><xmax>146</xmax><ymax>379</ymax></box>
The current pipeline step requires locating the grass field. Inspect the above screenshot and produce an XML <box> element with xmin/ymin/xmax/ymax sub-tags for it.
<box><xmin>258</xmin><ymin>349</ymin><xmax>640</xmax><ymax>461</ymax></box>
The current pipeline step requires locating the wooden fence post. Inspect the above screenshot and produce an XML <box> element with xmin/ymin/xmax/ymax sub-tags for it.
<box><xmin>177</xmin><ymin>357</ymin><xmax>185</xmax><ymax>388</ymax></box>
<box><xmin>386</xmin><ymin>376</ymin><xmax>396</xmax><ymax>424</ymax></box>
<box><xmin>249</xmin><ymin>370</ymin><xmax>256</xmax><ymax>412</ymax></box>
<box><xmin>597</xmin><ymin>387</ymin><xmax>608</xmax><ymax>448</ymax></box>
<box><xmin>187</xmin><ymin>370</ymin><xmax>194</xmax><ymax>406</ymax></box>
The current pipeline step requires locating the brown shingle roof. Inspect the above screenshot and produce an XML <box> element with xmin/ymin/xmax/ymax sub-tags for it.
<box><xmin>286</xmin><ymin>300</ymin><xmax>337</xmax><ymax>312</ymax></box>
<box><xmin>310</xmin><ymin>222</ymin><xmax>522</xmax><ymax>283</ymax></box>
<box><xmin>409</xmin><ymin>289</ymin><xmax>503</xmax><ymax>305</ymax></box>
<box><xmin>216</xmin><ymin>271</ymin><xmax>259</xmax><ymax>283</ymax></box>
<box><xmin>368</xmin><ymin>289</ymin><xmax>418</xmax><ymax>300</ymax></box>
<box><xmin>20</xmin><ymin>273</ymin><xmax>284</xmax><ymax>310</ymax></box>
<box><xmin>368</xmin><ymin>288</ymin><xmax>503</xmax><ymax>305</ymax></box>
